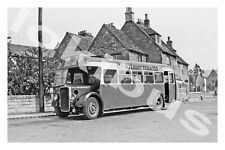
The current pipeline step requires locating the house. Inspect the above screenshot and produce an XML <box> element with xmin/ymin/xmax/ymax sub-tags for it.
<box><xmin>88</xmin><ymin>23</ymin><xmax>148</xmax><ymax>62</ymax></box>
<box><xmin>203</xmin><ymin>69</ymin><xmax>218</xmax><ymax>91</ymax></box>
<box><xmin>88</xmin><ymin>7</ymin><xmax>189</xmax><ymax>92</ymax></box>
<box><xmin>54</xmin><ymin>31</ymin><xmax>95</xmax><ymax>60</ymax></box>
<box><xmin>189</xmin><ymin>69</ymin><xmax>218</xmax><ymax>92</ymax></box>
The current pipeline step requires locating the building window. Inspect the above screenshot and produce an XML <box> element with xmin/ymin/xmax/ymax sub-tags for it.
<box><xmin>137</xmin><ymin>55</ymin><xmax>141</xmax><ymax>62</ymax></box>
<box><xmin>155</xmin><ymin>35</ymin><xmax>161</xmax><ymax>45</ymax></box>
<box><xmin>142</xmin><ymin>55</ymin><xmax>147</xmax><ymax>62</ymax></box>
<box><xmin>129</xmin><ymin>52</ymin><xmax>142</xmax><ymax>62</ymax></box>
<box><xmin>111</xmin><ymin>54</ymin><xmax>120</xmax><ymax>60</ymax></box>
<box><xmin>162</xmin><ymin>54</ymin><xmax>170</xmax><ymax>66</ymax></box>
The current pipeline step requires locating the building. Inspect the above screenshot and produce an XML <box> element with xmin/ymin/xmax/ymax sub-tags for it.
<box><xmin>189</xmin><ymin>69</ymin><xmax>217</xmax><ymax>92</ymax></box>
<box><xmin>203</xmin><ymin>69</ymin><xmax>218</xmax><ymax>91</ymax></box>
<box><xmin>88</xmin><ymin>23</ymin><xmax>148</xmax><ymax>62</ymax></box>
<box><xmin>88</xmin><ymin>7</ymin><xmax>189</xmax><ymax>92</ymax></box>
<box><xmin>54</xmin><ymin>31</ymin><xmax>95</xmax><ymax>60</ymax></box>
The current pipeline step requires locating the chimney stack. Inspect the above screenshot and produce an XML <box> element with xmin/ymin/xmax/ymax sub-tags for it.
<box><xmin>125</xmin><ymin>7</ymin><xmax>134</xmax><ymax>22</ymax></box>
<box><xmin>144</xmin><ymin>14</ymin><xmax>150</xmax><ymax>28</ymax></box>
<box><xmin>167</xmin><ymin>36</ymin><xmax>173</xmax><ymax>48</ymax></box>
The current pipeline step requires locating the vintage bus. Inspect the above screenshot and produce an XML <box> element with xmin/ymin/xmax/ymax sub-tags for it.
<box><xmin>51</xmin><ymin>54</ymin><xmax>176</xmax><ymax>119</ymax></box>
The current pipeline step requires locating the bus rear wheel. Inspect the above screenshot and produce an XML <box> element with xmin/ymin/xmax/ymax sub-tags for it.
<box><xmin>152</xmin><ymin>95</ymin><xmax>164</xmax><ymax>111</ymax></box>
<box><xmin>54</xmin><ymin>107</ymin><xmax>70</xmax><ymax>118</ymax></box>
<box><xmin>83</xmin><ymin>97</ymin><xmax>100</xmax><ymax>120</ymax></box>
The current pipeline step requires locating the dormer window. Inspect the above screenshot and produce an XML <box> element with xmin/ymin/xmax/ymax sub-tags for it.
<box><xmin>155</xmin><ymin>34</ymin><xmax>161</xmax><ymax>45</ymax></box>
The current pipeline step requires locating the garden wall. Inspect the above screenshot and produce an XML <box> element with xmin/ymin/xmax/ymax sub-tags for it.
<box><xmin>8</xmin><ymin>95</ymin><xmax>54</xmax><ymax>115</ymax></box>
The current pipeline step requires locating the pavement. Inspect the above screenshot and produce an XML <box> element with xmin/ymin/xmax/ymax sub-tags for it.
<box><xmin>7</xmin><ymin>97</ymin><xmax>217</xmax><ymax>120</ymax></box>
<box><xmin>8</xmin><ymin>112</ymin><xmax>56</xmax><ymax>120</ymax></box>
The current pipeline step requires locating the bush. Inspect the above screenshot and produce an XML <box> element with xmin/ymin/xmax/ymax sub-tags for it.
<box><xmin>8</xmin><ymin>44</ymin><xmax>60</xmax><ymax>95</ymax></box>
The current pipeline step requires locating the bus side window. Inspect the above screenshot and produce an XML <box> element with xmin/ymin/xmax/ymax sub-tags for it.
<box><xmin>154</xmin><ymin>72</ymin><xmax>164</xmax><ymax>83</ymax></box>
<box><xmin>103</xmin><ymin>69</ymin><xmax>117</xmax><ymax>84</ymax></box>
<box><xmin>143</xmin><ymin>72</ymin><xmax>154</xmax><ymax>84</ymax></box>
<box><xmin>132</xmin><ymin>71</ymin><xmax>143</xmax><ymax>83</ymax></box>
<box><xmin>169</xmin><ymin>73</ymin><xmax>174</xmax><ymax>84</ymax></box>
<box><xmin>119</xmin><ymin>70</ymin><xmax>131</xmax><ymax>84</ymax></box>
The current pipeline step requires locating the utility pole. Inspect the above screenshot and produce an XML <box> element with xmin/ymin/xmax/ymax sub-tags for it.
<box><xmin>38</xmin><ymin>7</ymin><xmax>44</xmax><ymax>112</ymax></box>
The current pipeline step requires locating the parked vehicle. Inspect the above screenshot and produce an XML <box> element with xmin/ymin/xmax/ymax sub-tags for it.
<box><xmin>51</xmin><ymin>55</ymin><xmax>176</xmax><ymax>119</ymax></box>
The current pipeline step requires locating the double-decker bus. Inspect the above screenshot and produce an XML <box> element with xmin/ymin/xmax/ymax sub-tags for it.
<box><xmin>51</xmin><ymin>54</ymin><xmax>176</xmax><ymax>119</ymax></box>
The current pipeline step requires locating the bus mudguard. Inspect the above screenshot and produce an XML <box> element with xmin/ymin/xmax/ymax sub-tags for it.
<box><xmin>75</xmin><ymin>92</ymin><xmax>103</xmax><ymax>110</ymax></box>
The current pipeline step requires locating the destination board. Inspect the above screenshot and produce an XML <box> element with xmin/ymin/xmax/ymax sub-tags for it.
<box><xmin>127</xmin><ymin>64</ymin><xmax>159</xmax><ymax>71</ymax></box>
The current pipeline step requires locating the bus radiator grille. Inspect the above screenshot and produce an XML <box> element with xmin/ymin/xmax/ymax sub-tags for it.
<box><xmin>60</xmin><ymin>87</ymin><xmax>70</xmax><ymax>112</ymax></box>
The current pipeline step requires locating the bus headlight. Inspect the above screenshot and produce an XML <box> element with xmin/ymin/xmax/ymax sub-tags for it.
<box><xmin>71</xmin><ymin>94</ymin><xmax>77</xmax><ymax>100</ymax></box>
<box><xmin>53</xmin><ymin>94</ymin><xmax>58</xmax><ymax>101</ymax></box>
<box><xmin>71</xmin><ymin>90</ymin><xmax>78</xmax><ymax>100</ymax></box>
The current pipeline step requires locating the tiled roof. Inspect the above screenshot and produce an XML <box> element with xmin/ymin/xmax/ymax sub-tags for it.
<box><xmin>55</xmin><ymin>32</ymin><xmax>94</xmax><ymax>59</ymax></box>
<box><xmin>176</xmin><ymin>55</ymin><xmax>188</xmax><ymax>65</ymax></box>
<box><xmin>137</xmin><ymin>24</ymin><xmax>161</xmax><ymax>36</ymax></box>
<box><xmin>162</xmin><ymin>41</ymin><xmax>189</xmax><ymax>65</ymax></box>
<box><xmin>202</xmin><ymin>69</ymin><xmax>218</xmax><ymax>78</ymax></box>
<box><xmin>67</xmin><ymin>32</ymin><xmax>94</xmax><ymax>51</ymax></box>
<box><xmin>160</xmin><ymin>41</ymin><xmax>177</xmax><ymax>56</ymax></box>
<box><xmin>104</xmin><ymin>24</ymin><xmax>147</xmax><ymax>55</ymax></box>
<box><xmin>134</xmin><ymin>22</ymin><xmax>177</xmax><ymax>57</ymax></box>
<box><xmin>202</xmin><ymin>70</ymin><xmax>211</xmax><ymax>78</ymax></box>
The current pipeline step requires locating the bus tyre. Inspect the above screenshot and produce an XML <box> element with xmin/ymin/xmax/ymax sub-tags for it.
<box><xmin>83</xmin><ymin>97</ymin><xmax>100</xmax><ymax>120</ymax></box>
<box><xmin>54</xmin><ymin>107</ymin><xmax>69</xmax><ymax>118</ymax></box>
<box><xmin>152</xmin><ymin>95</ymin><xmax>164</xmax><ymax>111</ymax></box>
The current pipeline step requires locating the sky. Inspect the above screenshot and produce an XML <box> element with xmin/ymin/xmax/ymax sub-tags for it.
<box><xmin>8</xmin><ymin>7</ymin><xmax>217</xmax><ymax>70</ymax></box>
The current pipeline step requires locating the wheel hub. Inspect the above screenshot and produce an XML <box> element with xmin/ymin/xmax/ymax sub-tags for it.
<box><xmin>88</xmin><ymin>102</ymin><xmax>97</xmax><ymax>115</ymax></box>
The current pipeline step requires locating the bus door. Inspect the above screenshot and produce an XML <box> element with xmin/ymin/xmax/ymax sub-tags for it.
<box><xmin>168</xmin><ymin>72</ymin><xmax>176</xmax><ymax>102</ymax></box>
<box><xmin>164</xmin><ymin>71</ymin><xmax>170</xmax><ymax>103</ymax></box>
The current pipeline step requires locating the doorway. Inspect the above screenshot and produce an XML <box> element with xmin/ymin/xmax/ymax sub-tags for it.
<box><xmin>164</xmin><ymin>71</ymin><xmax>169</xmax><ymax>103</ymax></box>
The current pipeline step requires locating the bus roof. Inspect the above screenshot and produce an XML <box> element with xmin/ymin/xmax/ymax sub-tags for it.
<box><xmin>57</xmin><ymin>54</ymin><xmax>174</xmax><ymax>72</ymax></box>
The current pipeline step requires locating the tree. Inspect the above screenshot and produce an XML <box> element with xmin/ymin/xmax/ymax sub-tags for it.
<box><xmin>191</xmin><ymin>64</ymin><xmax>205</xmax><ymax>92</ymax></box>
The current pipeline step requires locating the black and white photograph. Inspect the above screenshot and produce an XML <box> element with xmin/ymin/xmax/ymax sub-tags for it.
<box><xmin>2</xmin><ymin>0</ymin><xmax>224</xmax><ymax>146</ymax></box>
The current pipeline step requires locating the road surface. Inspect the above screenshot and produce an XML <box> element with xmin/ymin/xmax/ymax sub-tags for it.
<box><xmin>8</xmin><ymin>102</ymin><xmax>217</xmax><ymax>142</ymax></box>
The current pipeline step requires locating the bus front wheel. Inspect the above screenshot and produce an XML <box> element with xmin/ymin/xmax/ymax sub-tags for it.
<box><xmin>152</xmin><ymin>95</ymin><xmax>164</xmax><ymax>111</ymax></box>
<box><xmin>83</xmin><ymin>97</ymin><xmax>100</xmax><ymax>120</ymax></box>
<box><xmin>54</xmin><ymin>107</ymin><xmax>70</xmax><ymax>118</ymax></box>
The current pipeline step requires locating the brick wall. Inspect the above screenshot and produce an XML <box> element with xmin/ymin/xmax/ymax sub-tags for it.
<box><xmin>8</xmin><ymin>95</ymin><xmax>54</xmax><ymax>115</ymax></box>
<box><xmin>187</xmin><ymin>92</ymin><xmax>217</xmax><ymax>102</ymax></box>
